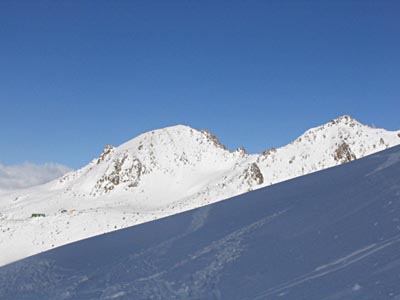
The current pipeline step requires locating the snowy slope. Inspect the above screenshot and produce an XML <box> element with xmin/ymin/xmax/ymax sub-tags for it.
<box><xmin>0</xmin><ymin>115</ymin><xmax>399</xmax><ymax>266</ymax></box>
<box><xmin>1</xmin><ymin>144</ymin><xmax>400</xmax><ymax>300</ymax></box>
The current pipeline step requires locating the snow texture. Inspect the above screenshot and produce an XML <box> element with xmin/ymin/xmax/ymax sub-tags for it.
<box><xmin>0</xmin><ymin>115</ymin><xmax>399</xmax><ymax>266</ymax></box>
<box><xmin>0</xmin><ymin>144</ymin><xmax>400</xmax><ymax>299</ymax></box>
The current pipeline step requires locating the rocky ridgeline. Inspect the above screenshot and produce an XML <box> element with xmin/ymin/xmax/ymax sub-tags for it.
<box><xmin>96</xmin><ymin>145</ymin><xmax>115</xmax><ymax>164</ymax></box>
<box><xmin>200</xmin><ymin>129</ymin><xmax>228</xmax><ymax>151</ymax></box>
<box><xmin>58</xmin><ymin>115</ymin><xmax>400</xmax><ymax>199</ymax></box>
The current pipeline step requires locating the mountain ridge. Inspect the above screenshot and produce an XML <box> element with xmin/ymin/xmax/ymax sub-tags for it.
<box><xmin>0</xmin><ymin>115</ymin><xmax>399</xmax><ymax>266</ymax></box>
<box><xmin>1</xmin><ymin>144</ymin><xmax>400</xmax><ymax>300</ymax></box>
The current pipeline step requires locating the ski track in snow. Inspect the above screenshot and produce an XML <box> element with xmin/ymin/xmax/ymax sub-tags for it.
<box><xmin>251</xmin><ymin>234</ymin><xmax>400</xmax><ymax>299</ymax></box>
<box><xmin>124</xmin><ymin>209</ymin><xmax>290</xmax><ymax>300</ymax></box>
<box><xmin>367</xmin><ymin>151</ymin><xmax>400</xmax><ymax>176</ymax></box>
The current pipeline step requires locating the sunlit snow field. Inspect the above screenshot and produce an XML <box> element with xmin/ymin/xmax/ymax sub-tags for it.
<box><xmin>1</xmin><ymin>145</ymin><xmax>399</xmax><ymax>299</ymax></box>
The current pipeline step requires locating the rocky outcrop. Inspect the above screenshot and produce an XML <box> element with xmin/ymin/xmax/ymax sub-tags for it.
<box><xmin>334</xmin><ymin>143</ymin><xmax>356</xmax><ymax>164</ymax></box>
<box><xmin>234</xmin><ymin>147</ymin><xmax>247</xmax><ymax>156</ymax></box>
<box><xmin>97</xmin><ymin>145</ymin><xmax>115</xmax><ymax>164</ymax></box>
<box><xmin>93</xmin><ymin>152</ymin><xmax>144</xmax><ymax>195</ymax></box>
<box><xmin>330</xmin><ymin>115</ymin><xmax>356</xmax><ymax>127</ymax></box>
<box><xmin>201</xmin><ymin>129</ymin><xmax>228</xmax><ymax>151</ymax></box>
<box><xmin>240</xmin><ymin>163</ymin><xmax>264</xmax><ymax>188</ymax></box>
<box><xmin>257</xmin><ymin>148</ymin><xmax>277</xmax><ymax>163</ymax></box>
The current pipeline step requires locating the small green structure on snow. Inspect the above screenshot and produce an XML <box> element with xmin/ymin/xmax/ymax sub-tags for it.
<box><xmin>31</xmin><ymin>213</ymin><xmax>46</xmax><ymax>218</ymax></box>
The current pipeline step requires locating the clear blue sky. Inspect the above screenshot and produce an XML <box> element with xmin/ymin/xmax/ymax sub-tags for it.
<box><xmin>1</xmin><ymin>0</ymin><xmax>399</xmax><ymax>169</ymax></box>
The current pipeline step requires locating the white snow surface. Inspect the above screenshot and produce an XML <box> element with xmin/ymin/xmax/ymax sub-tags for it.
<box><xmin>0</xmin><ymin>115</ymin><xmax>399</xmax><ymax>266</ymax></box>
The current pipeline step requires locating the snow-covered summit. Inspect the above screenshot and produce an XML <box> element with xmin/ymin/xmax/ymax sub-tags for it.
<box><xmin>55</xmin><ymin>125</ymin><xmax>247</xmax><ymax>198</ymax></box>
<box><xmin>0</xmin><ymin>116</ymin><xmax>399</xmax><ymax>266</ymax></box>
<box><xmin>255</xmin><ymin>115</ymin><xmax>400</xmax><ymax>184</ymax></box>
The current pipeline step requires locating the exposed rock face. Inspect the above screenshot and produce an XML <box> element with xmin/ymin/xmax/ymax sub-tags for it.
<box><xmin>261</xmin><ymin>148</ymin><xmax>277</xmax><ymax>156</ymax></box>
<box><xmin>93</xmin><ymin>153</ymin><xmax>144</xmax><ymax>194</ymax></box>
<box><xmin>97</xmin><ymin>145</ymin><xmax>115</xmax><ymax>164</ymax></box>
<box><xmin>257</xmin><ymin>148</ymin><xmax>277</xmax><ymax>164</ymax></box>
<box><xmin>334</xmin><ymin>143</ymin><xmax>356</xmax><ymax>164</ymax></box>
<box><xmin>241</xmin><ymin>163</ymin><xmax>264</xmax><ymax>187</ymax></box>
<box><xmin>201</xmin><ymin>129</ymin><xmax>228</xmax><ymax>151</ymax></box>
<box><xmin>234</xmin><ymin>147</ymin><xmax>247</xmax><ymax>156</ymax></box>
<box><xmin>330</xmin><ymin>115</ymin><xmax>356</xmax><ymax>127</ymax></box>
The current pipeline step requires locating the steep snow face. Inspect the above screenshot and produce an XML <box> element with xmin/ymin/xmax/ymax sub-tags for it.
<box><xmin>0</xmin><ymin>116</ymin><xmax>399</xmax><ymax>266</ymax></box>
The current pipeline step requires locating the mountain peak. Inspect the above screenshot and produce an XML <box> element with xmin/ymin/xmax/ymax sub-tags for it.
<box><xmin>333</xmin><ymin>114</ymin><xmax>354</xmax><ymax>121</ymax></box>
<box><xmin>329</xmin><ymin>115</ymin><xmax>361</xmax><ymax>127</ymax></box>
<box><xmin>115</xmin><ymin>125</ymin><xmax>230</xmax><ymax>155</ymax></box>
<box><xmin>55</xmin><ymin>124</ymin><xmax>237</xmax><ymax>197</ymax></box>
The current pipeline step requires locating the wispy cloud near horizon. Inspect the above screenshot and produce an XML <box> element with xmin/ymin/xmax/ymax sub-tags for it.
<box><xmin>0</xmin><ymin>162</ymin><xmax>73</xmax><ymax>190</ymax></box>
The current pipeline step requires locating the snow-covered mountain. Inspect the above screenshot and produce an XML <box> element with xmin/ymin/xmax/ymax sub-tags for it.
<box><xmin>1</xmin><ymin>144</ymin><xmax>400</xmax><ymax>300</ymax></box>
<box><xmin>0</xmin><ymin>115</ymin><xmax>399</xmax><ymax>266</ymax></box>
